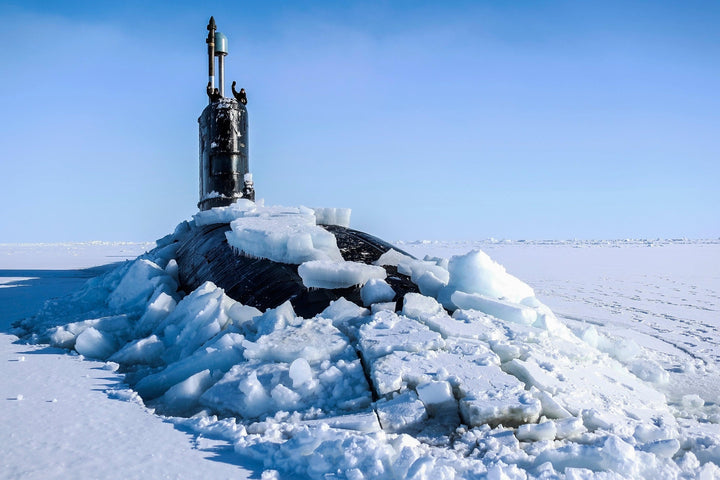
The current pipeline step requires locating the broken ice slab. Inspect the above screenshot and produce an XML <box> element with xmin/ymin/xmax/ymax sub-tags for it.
<box><xmin>300</xmin><ymin>411</ymin><xmax>381</xmax><ymax>433</ymax></box>
<box><xmin>358</xmin><ymin>310</ymin><xmax>444</xmax><ymax>362</ymax></box>
<box><xmin>451</xmin><ymin>291</ymin><xmax>538</xmax><ymax>326</ymax></box>
<box><xmin>368</xmin><ymin>340</ymin><xmax>540</xmax><ymax>427</ymax></box>
<box><xmin>402</xmin><ymin>292</ymin><xmax>506</xmax><ymax>341</ymax></box>
<box><xmin>375</xmin><ymin>391</ymin><xmax>428</xmax><ymax>433</ymax></box>
<box><xmin>299</xmin><ymin>260</ymin><xmax>387</xmax><ymax>289</ymax></box>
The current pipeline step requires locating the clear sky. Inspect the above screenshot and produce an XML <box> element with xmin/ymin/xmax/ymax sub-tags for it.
<box><xmin>1</xmin><ymin>0</ymin><xmax>718</xmax><ymax>242</ymax></box>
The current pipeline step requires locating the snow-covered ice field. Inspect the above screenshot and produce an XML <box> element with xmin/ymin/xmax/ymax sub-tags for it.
<box><xmin>1</xmin><ymin>226</ymin><xmax>719</xmax><ymax>479</ymax></box>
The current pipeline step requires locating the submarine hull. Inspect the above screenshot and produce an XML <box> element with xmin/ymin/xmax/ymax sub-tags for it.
<box><xmin>175</xmin><ymin>223</ymin><xmax>419</xmax><ymax>318</ymax></box>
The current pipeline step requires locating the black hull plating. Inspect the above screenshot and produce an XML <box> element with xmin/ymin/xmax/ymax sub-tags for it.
<box><xmin>175</xmin><ymin>223</ymin><xmax>418</xmax><ymax>318</ymax></box>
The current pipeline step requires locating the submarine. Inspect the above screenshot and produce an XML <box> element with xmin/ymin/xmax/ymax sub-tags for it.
<box><xmin>175</xmin><ymin>18</ymin><xmax>419</xmax><ymax>318</ymax></box>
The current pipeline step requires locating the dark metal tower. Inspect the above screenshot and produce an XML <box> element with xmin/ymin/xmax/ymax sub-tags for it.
<box><xmin>198</xmin><ymin>17</ymin><xmax>254</xmax><ymax>211</ymax></box>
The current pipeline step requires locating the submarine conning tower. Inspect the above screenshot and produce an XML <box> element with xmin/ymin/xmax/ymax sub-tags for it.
<box><xmin>198</xmin><ymin>16</ymin><xmax>254</xmax><ymax>211</ymax></box>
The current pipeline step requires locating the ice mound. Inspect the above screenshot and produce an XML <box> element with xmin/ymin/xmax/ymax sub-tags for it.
<box><xmin>14</xmin><ymin>203</ymin><xmax>719</xmax><ymax>479</ymax></box>
<box><xmin>361</xmin><ymin>278</ymin><xmax>396</xmax><ymax>306</ymax></box>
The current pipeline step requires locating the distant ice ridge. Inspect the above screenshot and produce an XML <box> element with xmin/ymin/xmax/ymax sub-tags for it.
<box><xmin>395</xmin><ymin>238</ymin><xmax>720</xmax><ymax>248</ymax></box>
<box><xmin>13</xmin><ymin>200</ymin><xmax>720</xmax><ymax>480</ymax></box>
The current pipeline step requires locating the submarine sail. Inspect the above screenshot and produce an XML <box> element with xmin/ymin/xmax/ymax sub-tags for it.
<box><xmin>175</xmin><ymin>18</ymin><xmax>418</xmax><ymax>318</ymax></box>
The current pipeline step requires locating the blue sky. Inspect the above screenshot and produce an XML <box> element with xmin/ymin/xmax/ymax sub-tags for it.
<box><xmin>0</xmin><ymin>0</ymin><xmax>718</xmax><ymax>242</ymax></box>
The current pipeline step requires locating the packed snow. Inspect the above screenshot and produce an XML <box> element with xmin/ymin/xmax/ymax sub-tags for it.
<box><xmin>2</xmin><ymin>202</ymin><xmax>720</xmax><ymax>479</ymax></box>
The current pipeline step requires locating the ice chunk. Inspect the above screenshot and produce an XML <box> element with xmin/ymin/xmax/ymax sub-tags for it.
<box><xmin>401</xmin><ymin>293</ymin><xmax>481</xmax><ymax>339</ymax></box>
<box><xmin>460</xmin><ymin>390</ymin><xmax>542</xmax><ymax>428</ymax></box>
<box><xmin>312</xmin><ymin>207</ymin><xmax>351</xmax><ymax>228</ymax></box>
<box><xmin>416</xmin><ymin>381</ymin><xmax>455</xmax><ymax>416</ymax></box>
<box><xmin>360</xmin><ymin>278</ymin><xmax>396</xmax><ymax>306</ymax></box>
<box><xmin>244</xmin><ymin>316</ymin><xmax>348</xmax><ymax>364</ymax></box>
<box><xmin>236</xmin><ymin>371</ymin><xmax>271</xmax><ymax>418</ymax></box>
<box><xmin>135</xmin><ymin>291</ymin><xmax>177</xmax><ymax>337</ymax></box>
<box><xmin>413</xmin><ymin>270</ymin><xmax>447</xmax><ymax>297</ymax></box>
<box><xmin>289</xmin><ymin>358</ymin><xmax>313</xmax><ymax>388</ymax></box>
<box><xmin>375</xmin><ymin>391</ymin><xmax>428</xmax><ymax>433</ymax></box>
<box><xmin>320</xmin><ymin>298</ymin><xmax>369</xmax><ymax>327</ymax></box>
<box><xmin>300</xmin><ymin>412</ymin><xmax>381</xmax><ymax>433</ymax></box>
<box><xmin>134</xmin><ymin>332</ymin><xmax>245</xmax><ymax>400</ymax></box>
<box><xmin>158</xmin><ymin>369</ymin><xmax>218</xmax><ymax>416</ymax></box>
<box><xmin>193</xmin><ymin>199</ymin><xmax>256</xmax><ymax>225</ymax></box>
<box><xmin>271</xmin><ymin>384</ymin><xmax>302</xmax><ymax>410</ymax></box>
<box><xmin>639</xmin><ymin>439</ymin><xmax>680</xmax><ymax>459</ymax></box>
<box><xmin>75</xmin><ymin>327</ymin><xmax>117</xmax><ymax>360</ymax></box>
<box><xmin>108</xmin><ymin>335</ymin><xmax>164</xmax><ymax>366</ymax></box>
<box><xmin>201</xmin><ymin>357</ymin><xmax>370</xmax><ymax>419</ymax></box>
<box><xmin>375</xmin><ymin>248</ymin><xmax>411</xmax><ymax>267</ymax></box>
<box><xmin>532</xmin><ymin>387</ymin><xmax>573</xmax><ymax>419</ymax></box>
<box><xmin>451</xmin><ymin>291</ymin><xmax>538</xmax><ymax>326</ymax></box>
<box><xmin>370</xmin><ymin>302</ymin><xmax>396</xmax><ymax>314</ymax></box>
<box><xmin>633</xmin><ymin>423</ymin><xmax>677</xmax><ymax>444</ymax></box>
<box><xmin>516</xmin><ymin>420</ymin><xmax>557</xmax><ymax>441</ymax></box>
<box><xmin>159</xmin><ymin>282</ymin><xmax>235</xmax><ymax>363</ymax></box>
<box><xmin>319</xmin><ymin>297</ymin><xmax>370</xmax><ymax>339</ymax></box>
<box><xmin>299</xmin><ymin>260</ymin><xmax>387</xmax><ymax>289</ymax></box>
<box><xmin>358</xmin><ymin>311</ymin><xmax>444</xmax><ymax>361</ymax></box>
<box><xmin>165</xmin><ymin>258</ymin><xmax>179</xmax><ymax>282</ymax></box>
<box><xmin>227</xmin><ymin>303</ymin><xmax>262</xmax><ymax>328</ymax></box>
<box><xmin>402</xmin><ymin>292</ymin><xmax>445</xmax><ymax>320</ymax></box>
<box><xmin>50</xmin><ymin>314</ymin><xmax>132</xmax><ymax>353</ymax></box>
<box><xmin>534</xmin><ymin>435</ymin><xmax>652</xmax><ymax>477</ymax></box>
<box><xmin>251</xmin><ymin>301</ymin><xmax>297</xmax><ymax>339</ymax></box>
<box><xmin>402</xmin><ymin>298</ymin><xmax>503</xmax><ymax>342</ymax></box>
<box><xmin>629</xmin><ymin>359</ymin><xmax>670</xmax><ymax>385</ymax></box>
<box><xmin>108</xmin><ymin>259</ymin><xmax>170</xmax><ymax>312</ymax></box>
<box><xmin>368</xmin><ymin>342</ymin><xmax>538</xmax><ymax>427</ymax></box>
<box><xmin>376</xmin><ymin>249</ymin><xmax>451</xmax><ymax>297</ymax></box>
<box><xmin>225</xmin><ymin>205</ymin><xmax>343</xmax><ymax>264</ymax></box>
<box><xmin>555</xmin><ymin>417</ymin><xmax>587</xmax><ymax>439</ymax></box>
<box><xmin>445</xmin><ymin>249</ymin><xmax>535</xmax><ymax>303</ymax></box>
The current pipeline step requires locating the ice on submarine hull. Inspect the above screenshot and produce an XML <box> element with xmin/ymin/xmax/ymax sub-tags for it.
<box><xmin>175</xmin><ymin>18</ymin><xmax>418</xmax><ymax>318</ymax></box>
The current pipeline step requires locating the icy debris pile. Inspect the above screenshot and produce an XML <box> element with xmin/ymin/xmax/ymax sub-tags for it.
<box><xmin>14</xmin><ymin>201</ymin><xmax>720</xmax><ymax>479</ymax></box>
